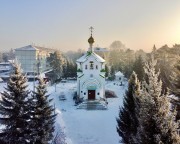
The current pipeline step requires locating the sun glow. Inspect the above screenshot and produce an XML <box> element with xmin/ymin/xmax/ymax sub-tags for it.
<box><xmin>175</xmin><ymin>20</ymin><xmax>180</xmax><ymax>41</ymax></box>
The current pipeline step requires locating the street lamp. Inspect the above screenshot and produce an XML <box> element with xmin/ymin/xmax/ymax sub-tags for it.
<box><xmin>33</xmin><ymin>63</ymin><xmax>36</xmax><ymax>92</ymax></box>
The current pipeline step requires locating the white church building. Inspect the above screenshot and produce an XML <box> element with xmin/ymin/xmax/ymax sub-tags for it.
<box><xmin>76</xmin><ymin>29</ymin><xmax>106</xmax><ymax>101</ymax></box>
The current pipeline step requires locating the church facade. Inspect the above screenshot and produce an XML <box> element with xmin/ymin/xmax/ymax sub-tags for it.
<box><xmin>76</xmin><ymin>29</ymin><xmax>106</xmax><ymax>101</ymax></box>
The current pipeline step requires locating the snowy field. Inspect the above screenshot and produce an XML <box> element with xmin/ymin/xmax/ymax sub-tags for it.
<box><xmin>0</xmin><ymin>80</ymin><xmax>126</xmax><ymax>144</ymax></box>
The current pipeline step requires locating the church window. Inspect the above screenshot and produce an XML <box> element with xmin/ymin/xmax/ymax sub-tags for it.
<box><xmin>90</xmin><ymin>61</ymin><xmax>94</xmax><ymax>69</ymax></box>
<box><xmin>85</xmin><ymin>65</ymin><xmax>87</xmax><ymax>69</ymax></box>
<box><xmin>96</xmin><ymin>65</ymin><xmax>98</xmax><ymax>69</ymax></box>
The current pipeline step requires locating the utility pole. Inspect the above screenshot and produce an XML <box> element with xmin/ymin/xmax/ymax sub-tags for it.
<box><xmin>37</xmin><ymin>53</ymin><xmax>40</xmax><ymax>76</ymax></box>
<box><xmin>33</xmin><ymin>63</ymin><xmax>36</xmax><ymax>92</ymax></box>
<box><xmin>54</xmin><ymin>103</ymin><xmax>56</xmax><ymax>115</ymax></box>
<box><xmin>55</xmin><ymin>82</ymin><xmax>57</xmax><ymax>92</ymax></box>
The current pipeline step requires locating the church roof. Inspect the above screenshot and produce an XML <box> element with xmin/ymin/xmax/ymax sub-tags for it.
<box><xmin>76</xmin><ymin>51</ymin><xmax>105</xmax><ymax>63</ymax></box>
<box><xmin>115</xmin><ymin>71</ymin><xmax>124</xmax><ymax>77</ymax></box>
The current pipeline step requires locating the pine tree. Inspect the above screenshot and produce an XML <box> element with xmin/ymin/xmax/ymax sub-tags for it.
<box><xmin>63</xmin><ymin>59</ymin><xmax>68</xmax><ymax>78</ymax></box>
<box><xmin>64</xmin><ymin>58</ymin><xmax>76</xmax><ymax>78</ymax></box>
<box><xmin>133</xmin><ymin>55</ymin><xmax>144</xmax><ymax>81</ymax></box>
<box><xmin>110</xmin><ymin>66</ymin><xmax>115</xmax><ymax>80</ymax></box>
<box><xmin>48</xmin><ymin>50</ymin><xmax>65</xmax><ymax>82</ymax></box>
<box><xmin>116</xmin><ymin>71</ymin><xmax>140</xmax><ymax>143</ymax></box>
<box><xmin>0</xmin><ymin>62</ymin><xmax>30</xmax><ymax>144</ymax></box>
<box><xmin>69</xmin><ymin>60</ymin><xmax>77</xmax><ymax>78</ymax></box>
<box><xmin>135</xmin><ymin>56</ymin><xmax>180</xmax><ymax>144</ymax></box>
<box><xmin>105</xmin><ymin>65</ymin><xmax>109</xmax><ymax>78</ymax></box>
<box><xmin>171</xmin><ymin>59</ymin><xmax>180</xmax><ymax>120</ymax></box>
<box><xmin>29</xmin><ymin>77</ymin><xmax>56</xmax><ymax>144</ymax></box>
<box><xmin>155</xmin><ymin>52</ymin><xmax>174</xmax><ymax>94</ymax></box>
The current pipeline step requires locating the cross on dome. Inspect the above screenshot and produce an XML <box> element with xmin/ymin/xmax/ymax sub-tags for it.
<box><xmin>89</xmin><ymin>26</ymin><xmax>94</xmax><ymax>36</ymax></box>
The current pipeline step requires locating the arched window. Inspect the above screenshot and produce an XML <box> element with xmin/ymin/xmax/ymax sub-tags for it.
<box><xmin>90</xmin><ymin>61</ymin><xmax>94</xmax><ymax>69</ymax></box>
<box><xmin>96</xmin><ymin>65</ymin><xmax>98</xmax><ymax>69</ymax></box>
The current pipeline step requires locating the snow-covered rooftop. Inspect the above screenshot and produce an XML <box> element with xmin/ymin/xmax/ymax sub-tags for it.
<box><xmin>15</xmin><ymin>45</ymin><xmax>54</xmax><ymax>52</ymax></box>
<box><xmin>76</xmin><ymin>51</ymin><xmax>105</xmax><ymax>63</ymax></box>
<box><xmin>94</xmin><ymin>47</ymin><xmax>109</xmax><ymax>52</ymax></box>
<box><xmin>0</xmin><ymin>77</ymin><xmax>3</xmax><ymax>82</ymax></box>
<box><xmin>115</xmin><ymin>71</ymin><xmax>124</xmax><ymax>77</ymax></box>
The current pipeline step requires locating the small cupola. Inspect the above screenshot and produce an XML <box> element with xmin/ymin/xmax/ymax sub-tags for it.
<box><xmin>88</xmin><ymin>26</ymin><xmax>95</xmax><ymax>52</ymax></box>
<box><xmin>88</xmin><ymin>36</ymin><xmax>94</xmax><ymax>45</ymax></box>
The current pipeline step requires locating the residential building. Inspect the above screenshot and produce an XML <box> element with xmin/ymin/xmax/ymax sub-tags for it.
<box><xmin>15</xmin><ymin>45</ymin><xmax>54</xmax><ymax>74</ymax></box>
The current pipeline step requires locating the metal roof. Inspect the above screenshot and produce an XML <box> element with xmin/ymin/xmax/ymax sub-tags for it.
<box><xmin>76</xmin><ymin>51</ymin><xmax>105</xmax><ymax>63</ymax></box>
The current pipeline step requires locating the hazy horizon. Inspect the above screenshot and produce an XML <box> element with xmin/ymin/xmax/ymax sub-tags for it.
<box><xmin>0</xmin><ymin>0</ymin><xmax>180</xmax><ymax>52</ymax></box>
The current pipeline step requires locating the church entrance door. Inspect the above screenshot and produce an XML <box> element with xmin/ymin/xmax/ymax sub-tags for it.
<box><xmin>88</xmin><ymin>90</ymin><xmax>95</xmax><ymax>100</ymax></box>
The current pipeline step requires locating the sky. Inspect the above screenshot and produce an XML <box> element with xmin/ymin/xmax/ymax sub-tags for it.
<box><xmin>0</xmin><ymin>0</ymin><xmax>180</xmax><ymax>52</ymax></box>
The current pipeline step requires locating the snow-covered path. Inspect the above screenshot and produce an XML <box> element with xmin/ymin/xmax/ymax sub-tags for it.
<box><xmin>48</xmin><ymin>81</ymin><xmax>126</xmax><ymax>144</ymax></box>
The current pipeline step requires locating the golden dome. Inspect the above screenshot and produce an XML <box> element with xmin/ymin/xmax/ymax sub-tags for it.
<box><xmin>88</xmin><ymin>36</ymin><xmax>94</xmax><ymax>44</ymax></box>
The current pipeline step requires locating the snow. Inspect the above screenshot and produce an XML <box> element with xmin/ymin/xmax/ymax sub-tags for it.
<box><xmin>76</xmin><ymin>52</ymin><xmax>105</xmax><ymax>63</ymax></box>
<box><xmin>0</xmin><ymin>77</ymin><xmax>3</xmax><ymax>82</ymax></box>
<box><xmin>15</xmin><ymin>45</ymin><xmax>38</xmax><ymax>51</ymax></box>
<box><xmin>168</xmin><ymin>94</ymin><xmax>179</xmax><ymax>101</ymax></box>
<box><xmin>0</xmin><ymin>80</ymin><xmax>126</xmax><ymax>144</ymax></box>
<box><xmin>49</xmin><ymin>80</ymin><xmax>126</xmax><ymax>144</ymax></box>
<box><xmin>115</xmin><ymin>71</ymin><xmax>124</xmax><ymax>77</ymax></box>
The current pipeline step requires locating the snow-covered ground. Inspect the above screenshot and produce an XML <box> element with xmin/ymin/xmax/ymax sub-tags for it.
<box><xmin>0</xmin><ymin>80</ymin><xmax>126</xmax><ymax>144</ymax></box>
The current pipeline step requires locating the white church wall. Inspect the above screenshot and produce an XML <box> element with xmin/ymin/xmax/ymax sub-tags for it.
<box><xmin>80</xmin><ymin>87</ymin><xmax>102</xmax><ymax>100</ymax></box>
<box><xmin>76</xmin><ymin>51</ymin><xmax>106</xmax><ymax>100</ymax></box>
<box><xmin>82</xmin><ymin>56</ymin><xmax>102</xmax><ymax>74</ymax></box>
<box><xmin>78</xmin><ymin>72</ymin><xmax>105</xmax><ymax>99</ymax></box>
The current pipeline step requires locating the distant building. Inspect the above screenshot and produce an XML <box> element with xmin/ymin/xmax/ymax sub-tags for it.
<box><xmin>0</xmin><ymin>61</ymin><xmax>13</xmax><ymax>81</ymax></box>
<box><xmin>94</xmin><ymin>47</ymin><xmax>109</xmax><ymax>60</ymax></box>
<box><xmin>0</xmin><ymin>62</ymin><xmax>13</xmax><ymax>73</ymax></box>
<box><xmin>94</xmin><ymin>47</ymin><xmax>108</xmax><ymax>52</ymax></box>
<box><xmin>76</xmin><ymin>30</ymin><xmax>106</xmax><ymax>101</ymax></box>
<box><xmin>114</xmin><ymin>71</ymin><xmax>125</xmax><ymax>86</ymax></box>
<box><xmin>115</xmin><ymin>71</ymin><xmax>124</xmax><ymax>81</ymax></box>
<box><xmin>15</xmin><ymin>45</ymin><xmax>54</xmax><ymax>74</ymax></box>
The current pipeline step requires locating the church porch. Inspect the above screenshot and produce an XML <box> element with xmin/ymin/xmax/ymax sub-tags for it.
<box><xmin>76</xmin><ymin>99</ymin><xmax>108</xmax><ymax>110</ymax></box>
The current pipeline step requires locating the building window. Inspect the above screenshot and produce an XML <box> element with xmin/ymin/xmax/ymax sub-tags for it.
<box><xmin>90</xmin><ymin>61</ymin><xmax>94</xmax><ymax>69</ymax></box>
<box><xmin>84</xmin><ymin>92</ymin><xmax>86</xmax><ymax>95</ymax></box>
<box><xmin>96</xmin><ymin>65</ymin><xmax>98</xmax><ymax>69</ymax></box>
<box><xmin>85</xmin><ymin>65</ymin><xmax>87</xmax><ymax>69</ymax></box>
<box><xmin>97</xmin><ymin>92</ymin><xmax>100</xmax><ymax>95</ymax></box>
<box><xmin>90</xmin><ymin>74</ymin><xmax>93</xmax><ymax>77</ymax></box>
<box><xmin>81</xmin><ymin>91</ymin><xmax>83</xmax><ymax>93</ymax></box>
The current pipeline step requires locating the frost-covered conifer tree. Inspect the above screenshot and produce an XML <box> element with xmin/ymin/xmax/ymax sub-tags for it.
<box><xmin>52</xmin><ymin>51</ymin><xmax>65</xmax><ymax>80</ymax></box>
<box><xmin>171</xmin><ymin>59</ymin><xmax>180</xmax><ymax>121</ymax></box>
<box><xmin>135</xmin><ymin>56</ymin><xmax>180</xmax><ymax>144</ymax></box>
<box><xmin>29</xmin><ymin>77</ymin><xmax>56</xmax><ymax>144</ymax></box>
<box><xmin>116</xmin><ymin>71</ymin><xmax>140</xmax><ymax>143</ymax></box>
<box><xmin>133</xmin><ymin>55</ymin><xmax>144</xmax><ymax>81</ymax></box>
<box><xmin>0</xmin><ymin>62</ymin><xmax>30</xmax><ymax>144</ymax></box>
